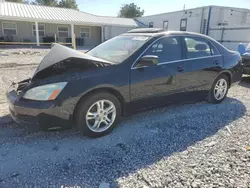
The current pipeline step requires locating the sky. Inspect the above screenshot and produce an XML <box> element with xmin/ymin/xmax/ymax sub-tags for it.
<box><xmin>77</xmin><ymin>0</ymin><xmax>250</xmax><ymax>16</ymax></box>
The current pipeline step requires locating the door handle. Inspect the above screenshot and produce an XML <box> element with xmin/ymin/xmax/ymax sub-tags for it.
<box><xmin>213</xmin><ymin>60</ymin><xmax>219</xmax><ymax>65</ymax></box>
<box><xmin>177</xmin><ymin>65</ymin><xmax>184</xmax><ymax>72</ymax></box>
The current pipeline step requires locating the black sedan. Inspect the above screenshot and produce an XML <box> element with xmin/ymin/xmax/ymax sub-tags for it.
<box><xmin>7</xmin><ymin>28</ymin><xmax>243</xmax><ymax>137</ymax></box>
<box><xmin>241</xmin><ymin>53</ymin><xmax>250</xmax><ymax>74</ymax></box>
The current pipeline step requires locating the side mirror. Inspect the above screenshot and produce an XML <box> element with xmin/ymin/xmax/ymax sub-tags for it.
<box><xmin>137</xmin><ymin>55</ymin><xmax>159</xmax><ymax>67</ymax></box>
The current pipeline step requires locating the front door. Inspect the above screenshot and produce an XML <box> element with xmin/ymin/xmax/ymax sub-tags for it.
<box><xmin>130</xmin><ymin>36</ymin><xmax>183</xmax><ymax>109</ymax></box>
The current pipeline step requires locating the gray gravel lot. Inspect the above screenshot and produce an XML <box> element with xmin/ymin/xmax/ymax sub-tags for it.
<box><xmin>0</xmin><ymin>49</ymin><xmax>250</xmax><ymax>188</ymax></box>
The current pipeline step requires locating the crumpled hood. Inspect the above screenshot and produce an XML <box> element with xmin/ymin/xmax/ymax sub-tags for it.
<box><xmin>33</xmin><ymin>43</ymin><xmax>114</xmax><ymax>78</ymax></box>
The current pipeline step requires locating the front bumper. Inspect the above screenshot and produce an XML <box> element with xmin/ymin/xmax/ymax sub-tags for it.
<box><xmin>241</xmin><ymin>55</ymin><xmax>250</xmax><ymax>74</ymax></box>
<box><xmin>243</xmin><ymin>66</ymin><xmax>250</xmax><ymax>74</ymax></box>
<box><xmin>7</xmin><ymin>90</ymin><xmax>72</xmax><ymax>129</ymax></box>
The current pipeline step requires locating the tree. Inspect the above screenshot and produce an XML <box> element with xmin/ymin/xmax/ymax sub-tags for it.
<box><xmin>32</xmin><ymin>0</ymin><xmax>78</xmax><ymax>9</ymax></box>
<box><xmin>34</xmin><ymin>0</ymin><xmax>57</xmax><ymax>6</ymax></box>
<box><xmin>58</xmin><ymin>0</ymin><xmax>78</xmax><ymax>10</ymax></box>
<box><xmin>5</xmin><ymin>0</ymin><xmax>25</xmax><ymax>3</ymax></box>
<box><xmin>118</xmin><ymin>3</ymin><xmax>144</xmax><ymax>18</ymax></box>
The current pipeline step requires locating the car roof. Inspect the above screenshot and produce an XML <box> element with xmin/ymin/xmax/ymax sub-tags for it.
<box><xmin>121</xmin><ymin>28</ymin><xmax>230</xmax><ymax>55</ymax></box>
<box><xmin>127</xmin><ymin>28</ymin><xmax>165</xmax><ymax>33</ymax></box>
<box><xmin>122</xmin><ymin>28</ymin><xmax>213</xmax><ymax>40</ymax></box>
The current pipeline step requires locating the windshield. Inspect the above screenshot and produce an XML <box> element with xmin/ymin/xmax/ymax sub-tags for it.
<box><xmin>87</xmin><ymin>35</ymin><xmax>150</xmax><ymax>64</ymax></box>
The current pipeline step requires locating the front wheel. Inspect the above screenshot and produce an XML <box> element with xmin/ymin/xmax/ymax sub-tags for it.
<box><xmin>75</xmin><ymin>92</ymin><xmax>121</xmax><ymax>137</ymax></box>
<box><xmin>207</xmin><ymin>74</ymin><xmax>229</xmax><ymax>104</ymax></box>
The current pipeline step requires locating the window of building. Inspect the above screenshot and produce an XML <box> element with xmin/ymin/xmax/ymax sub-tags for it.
<box><xmin>184</xmin><ymin>37</ymin><xmax>219</xmax><ymax>59</ymax></box>
<box><xmin>57</xmin><ymin>26</ymin><xmax>69</xmax><ymax>38</ymax></box>
<box><xmin>202</xmin><ymin>19</ymin><xmax>207</xmax><ymax>34</ymax></box>
<box><xmin>149</xmin><ymin>22</ymin><xmax>154</xmax><ymax>28</ymax></box>
<box><xmin>163</xmin><ymin>21</ymin><xmax>169</xmax><ymax>30</ymax></box>
<box><xmin>2</xmin><ymin>22</ymin><xmax>17</xmax><ymax>35</ymax></box>
<box><xmin>180</xmin><ymin>19</ymin><xmax>187</xmax><ymax>31</ymax></box>
<box><xmin>32</xmin><ymin>24</ymin><xmax>45</xmax><ymax>37</ymax></box>
<box><xmin>80</xmin><ymin>27</ymin><xmax>91</xmax><ymax>38</ymax></box>
<box><xmin>143</xmin><ymin>37</ymin><xmax>182</xmax><ymax>63</ymax></box>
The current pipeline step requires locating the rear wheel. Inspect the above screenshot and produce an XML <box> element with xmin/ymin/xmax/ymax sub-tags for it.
<box><xmin>76</xmin><ymin>92</ymin><xmax>121</xmax><ymax>137</ymax></box>
<box><xmin>207</xmin><ymin>74</ymin><xmax>229</xmax><ymax>104</ymax></box>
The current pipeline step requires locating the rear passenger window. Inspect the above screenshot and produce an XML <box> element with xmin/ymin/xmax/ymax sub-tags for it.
<box><xmin>184</xmin><ymin>37</ymin><xmax>218</xmax><ymax>59</ymax></box>
<box><xmin>143</xmin><ymin>37</ymin><xmax>182</xmax><ymax>63</ymax></box>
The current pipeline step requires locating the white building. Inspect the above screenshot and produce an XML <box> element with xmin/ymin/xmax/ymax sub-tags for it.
<box><xmin>0</xmin><ymin>2</ymin><xmax>139</xmax><ymax>48</ymax></box>
<box><xmin>136</xmin><ymin>6</ymin><xmax>250</xmax><ymax>50</ymax></box>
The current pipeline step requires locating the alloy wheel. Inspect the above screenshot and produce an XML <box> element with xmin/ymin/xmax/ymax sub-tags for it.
<box><xmin>214</xmin><ymin>78</ymin><xmax>228</xmax><ymax>100</ymax></box>
<box><xmin>85</xmin><ymin>100</ymin><xmax>116</xmax><ymax>133</ymax></box>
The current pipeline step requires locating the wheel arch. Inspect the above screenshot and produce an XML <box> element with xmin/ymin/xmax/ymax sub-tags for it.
<box><xmin>214</xmin><ymin>70</ymin><xmax>232</xmax><ymax>87</ymax></box>
<box><xmin>222</xmin><ymin>71</ymin><xmax>232</xmax><ymax>87</ymax></box>
<box><xmin>72</xmin><ymin>86</ymin><xmax>126</xmax><ymax>123</ymax></box>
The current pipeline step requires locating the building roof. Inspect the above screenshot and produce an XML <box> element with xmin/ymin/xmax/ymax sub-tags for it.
<box><xmin>138</xmin><ymin>5</ymin><xmax>250</xmax><ymax>18</ymax></box>
<box><xmin>0</xmin><ymin>2</ymin><xmax>138</xmax><ymax>27</ymax></box>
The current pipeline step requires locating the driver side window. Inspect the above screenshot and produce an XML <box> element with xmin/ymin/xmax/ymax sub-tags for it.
<box><xmin>142</xmin><ymin>36</ymin><xmax>182</xmax><ymax>63</ymax></box>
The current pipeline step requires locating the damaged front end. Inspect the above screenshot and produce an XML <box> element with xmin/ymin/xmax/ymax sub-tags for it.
<box><xmin>10</xmin><ymin>44</ymin><xmax>114</xmax><ymax>94</ymax></box>
<box><xmin>32</xmin><ymin>43</ymin><xmax>114</xmax><ymax>80</ymax></box>
<box><xmin>9</xmin><ymin>78</ymin><xmax>31</xmax><ymax>96</ymax></box>
<box><xmin>6</xmin><ymin>44</ymin><xmax>115</xmax><ymax>128</ymax></box>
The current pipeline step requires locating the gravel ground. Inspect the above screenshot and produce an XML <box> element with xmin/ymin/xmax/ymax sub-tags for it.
<box><xmin>0</xmin><ymin>49</ymin><xmax>250</xmax><ymax>188</ymax></box>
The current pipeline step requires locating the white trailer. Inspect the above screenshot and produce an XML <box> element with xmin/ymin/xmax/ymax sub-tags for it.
<box><xmin>209</xmin><ymin>26</ymin><xmax>250</xmax><ymax>50</ymax></box>
<box><xmin>102</xmin><ymin>25</ymin><xmax>136</xmax><ymax>42</ymax></box>
<box><xmin>136</xmin><ymin>6</ymin><xmax>250</xmax><ymax>50</ymax></box>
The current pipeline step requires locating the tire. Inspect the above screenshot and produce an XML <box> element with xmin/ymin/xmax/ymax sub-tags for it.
<box><xmin>207</xmin><ymin>74</ymin><xmax>229</xmax><ymax>104</ymax></box>
<box><xmin>75</xmin><ymin>92</ymin><xmax>121</xmax><ymax>137</ymax></box>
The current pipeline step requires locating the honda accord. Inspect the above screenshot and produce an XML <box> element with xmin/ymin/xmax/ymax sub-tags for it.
<box><xmin>7</xmin><ymin>28</ymin><xmax>243</xmax><ymax>137</ymax></box>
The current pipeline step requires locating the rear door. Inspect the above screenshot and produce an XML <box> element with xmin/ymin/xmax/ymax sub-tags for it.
<box><xmin>177</xmin><ymin>36</ymin><xmax>223</xmax><ymax>93</ymax></box>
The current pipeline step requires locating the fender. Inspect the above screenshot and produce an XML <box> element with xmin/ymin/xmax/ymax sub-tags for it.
<box><xmin>66</xmin><ymin>84</ymin><xmax>129</xmax><ymax>119</ymax></box>
<box><xmin>78</xmin><ymin>84</ymin><xmax>127</xmax><ymax>102</ymax></box>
